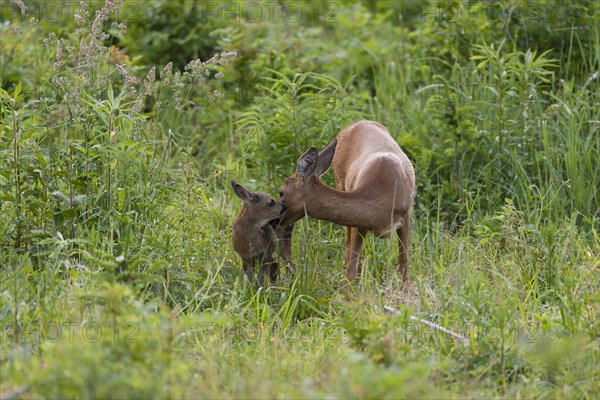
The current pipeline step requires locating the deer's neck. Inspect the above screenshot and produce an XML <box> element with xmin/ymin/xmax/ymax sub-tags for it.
<box><xmin>304</xmin><ymin>182</ymin><xmax>373</xmax><ymax>228</ymax></box>
<box><xmin>234</xmin><ymin>207</ymin><xmax>262</xmax><ymax>230</ymax></box>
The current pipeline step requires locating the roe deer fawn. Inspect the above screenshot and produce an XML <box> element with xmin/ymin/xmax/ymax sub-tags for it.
<box><xmin>278</xmin><ymin>120</ymin><xmax>415</xmax><ymax>282</ymax></box>
<box><xmin>231</xmin><ymin>180</ymin><xmax>287</xmax><ymax>286</ymax></box>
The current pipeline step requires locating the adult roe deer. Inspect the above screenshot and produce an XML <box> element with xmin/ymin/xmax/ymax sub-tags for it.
<box><xmin>231</xmin><ymin>180</ymin><xmax>287</xmax><ymax>286</ymax></box>
<box><xmin>277</xmin><ymin>120</ymin><xmax>415</xmax><ymax>282</ymax></box>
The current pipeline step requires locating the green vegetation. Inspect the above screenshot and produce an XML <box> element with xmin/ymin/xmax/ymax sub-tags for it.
<box><xmin>1</xmin><ymin>0</ymin><xmax>598</xmax><ymax>398</ymax></box>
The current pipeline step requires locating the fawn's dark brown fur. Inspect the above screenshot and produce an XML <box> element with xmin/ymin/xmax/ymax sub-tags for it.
<box><xmin>231</xmin><ymin>180</ymin><xmax>287</xmax><ymax>286</ymax></box>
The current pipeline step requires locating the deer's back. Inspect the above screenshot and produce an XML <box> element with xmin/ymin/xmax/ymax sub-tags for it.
<box><xmin>333</xmin><ymin>120</ymin><xmax>414</xmax><ymax>198</ymax></box>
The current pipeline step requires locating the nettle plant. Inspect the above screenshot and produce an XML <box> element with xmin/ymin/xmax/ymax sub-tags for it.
<box><xmin>1</xmin><ymin>0</ymin><xmax>234</xmax><ymax>277</ymax></box>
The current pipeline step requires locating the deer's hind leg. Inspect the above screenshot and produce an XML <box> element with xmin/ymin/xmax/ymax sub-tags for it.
<box><xmin>396</xmin><ymin>214</ymin><xmax>411</xmax><ymax>282</ymax></box>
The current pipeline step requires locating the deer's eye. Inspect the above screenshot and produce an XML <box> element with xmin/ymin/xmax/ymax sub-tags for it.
<box><xmin>268</xmin><ymin>199</ymin><xmax>275</xmax><ymax>207</ymax></box>
<box><xmin>278</xmin><ymin>191</ymin><xmax>284</xmax><ymax>198</ymax></box>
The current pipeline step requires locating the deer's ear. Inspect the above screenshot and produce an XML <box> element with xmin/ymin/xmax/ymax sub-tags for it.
<box><xmin>316</xmin><ymin>138</ymin><xmax>337</xmax><ymax>176</ymax></box>
<box><xmin>232</xmin><ymin>180</ymin><xmax>256</xmax><ymax>203</ymax></box>
<box><xmin>297</xmin><ymin>147</ymin><xmax>318</xmax><ymax>179</ymax></box>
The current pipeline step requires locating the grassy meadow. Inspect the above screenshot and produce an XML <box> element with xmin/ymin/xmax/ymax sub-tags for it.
<box><xmin>1</xmin><ymin>0</ymin><xmax>599</xmax><ymax>398</ymax></box>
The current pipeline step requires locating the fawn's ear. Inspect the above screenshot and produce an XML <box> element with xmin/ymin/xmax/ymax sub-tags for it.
<box><xmin>316</xmin><ymin>138</ymin><xmax>337</xmax><ymax>177</ymax></box>
<box><xmin>297</xmin><ymin>147</ymin><xmax>318</xmax><ymax>179</ymax></box>
<box><xmin>231</xmin><ymin>180</ymin><xmax>257</xmax><ymax>203</ymax></box>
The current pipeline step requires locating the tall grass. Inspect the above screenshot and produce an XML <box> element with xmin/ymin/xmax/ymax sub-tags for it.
<box><xmin>1</xmin><ymin>1</ymin><xmax>598</xmax><ymax>398</ymax></box>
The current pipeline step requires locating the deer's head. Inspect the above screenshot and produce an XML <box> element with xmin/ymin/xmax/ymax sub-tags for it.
<box><xmin>232</xmin><ymin>180</ymin><xmax>287</xmax><ymax>225</ymax></box>
<box><xmin>278</xmin><ymin>139</ymin><xmax>337</xmax><ymax>225</ymax></box>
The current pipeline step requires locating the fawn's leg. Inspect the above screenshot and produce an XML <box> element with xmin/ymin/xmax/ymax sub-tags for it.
<box><xmin>256</xmin><ymin>250</ymin><xmax>275</xmax><ymax>288</ymax></box>
<box><xmin>263</xmin><ymin>241</ymin><xmax>279</xmax><ymax>285</ymax></box>
<box><xmin>269</xmin><ymin>261</ymin><xmax>280</xmax><ymax>284</ymax></box>
<box><xmin>242</xmin><ymin>258</ymin><xmax>256</xmax><ymax>285</ymax></box>
<box><xmin>277</xmin><ymin>223</ymin><xmax>295</xmax><ymax>274</ymax></box>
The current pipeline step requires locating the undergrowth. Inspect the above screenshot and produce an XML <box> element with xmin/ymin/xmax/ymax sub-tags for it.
<box><xmin>1</xmin><ymin>1</ymin><xmax>598</xmax><ymax>398</ymax></box>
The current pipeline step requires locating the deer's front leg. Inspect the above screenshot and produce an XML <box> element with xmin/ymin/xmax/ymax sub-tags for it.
<box><xmin>345</xmin><ymin>228</ymin><xmax>366</xmax><ymax>281</ymax></box>
<box><xmin>277</xmin><ymin>223</ymin><xmax>295</xmax><ymax>274</ymax></box>
<box><xmin>344</xmin><ymin>226</ymin><xmax>352</xmax><ymax>266</ymax></box>
<box><xmin>257</xmin><ymin>253</ymin><xmax>269</xmax><ymax>288</ymax></box>
<box><xmin>258</xmin><ymin>250</ymin><xmax>279</xmax><ymax>286</ymax></box>
<box><xmin>242</xmin><ymin>258</ymin><xmax>256</xmax><ymax>285</ymax></box>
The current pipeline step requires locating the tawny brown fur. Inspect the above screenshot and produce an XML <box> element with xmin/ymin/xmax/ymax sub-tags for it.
<box><xmin>231</xmin><ymin>180</ymin><xmax>287</xmax><ymax>286</ymax></box>
<box><xmin>278</xmin><ymin>120</ymin><xmax>416</xmax><ymax>282</ymax></box>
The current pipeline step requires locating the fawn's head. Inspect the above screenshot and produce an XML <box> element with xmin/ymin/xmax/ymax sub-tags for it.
<box><xmin>232</xmin><ymin>180</ymin><xmax>287</xmax><ymax>225</ymax></box>
<box><xmin>278</xmin><ymin>139</ymin><xmax>337</xmax><ymax>225</ymax></box>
